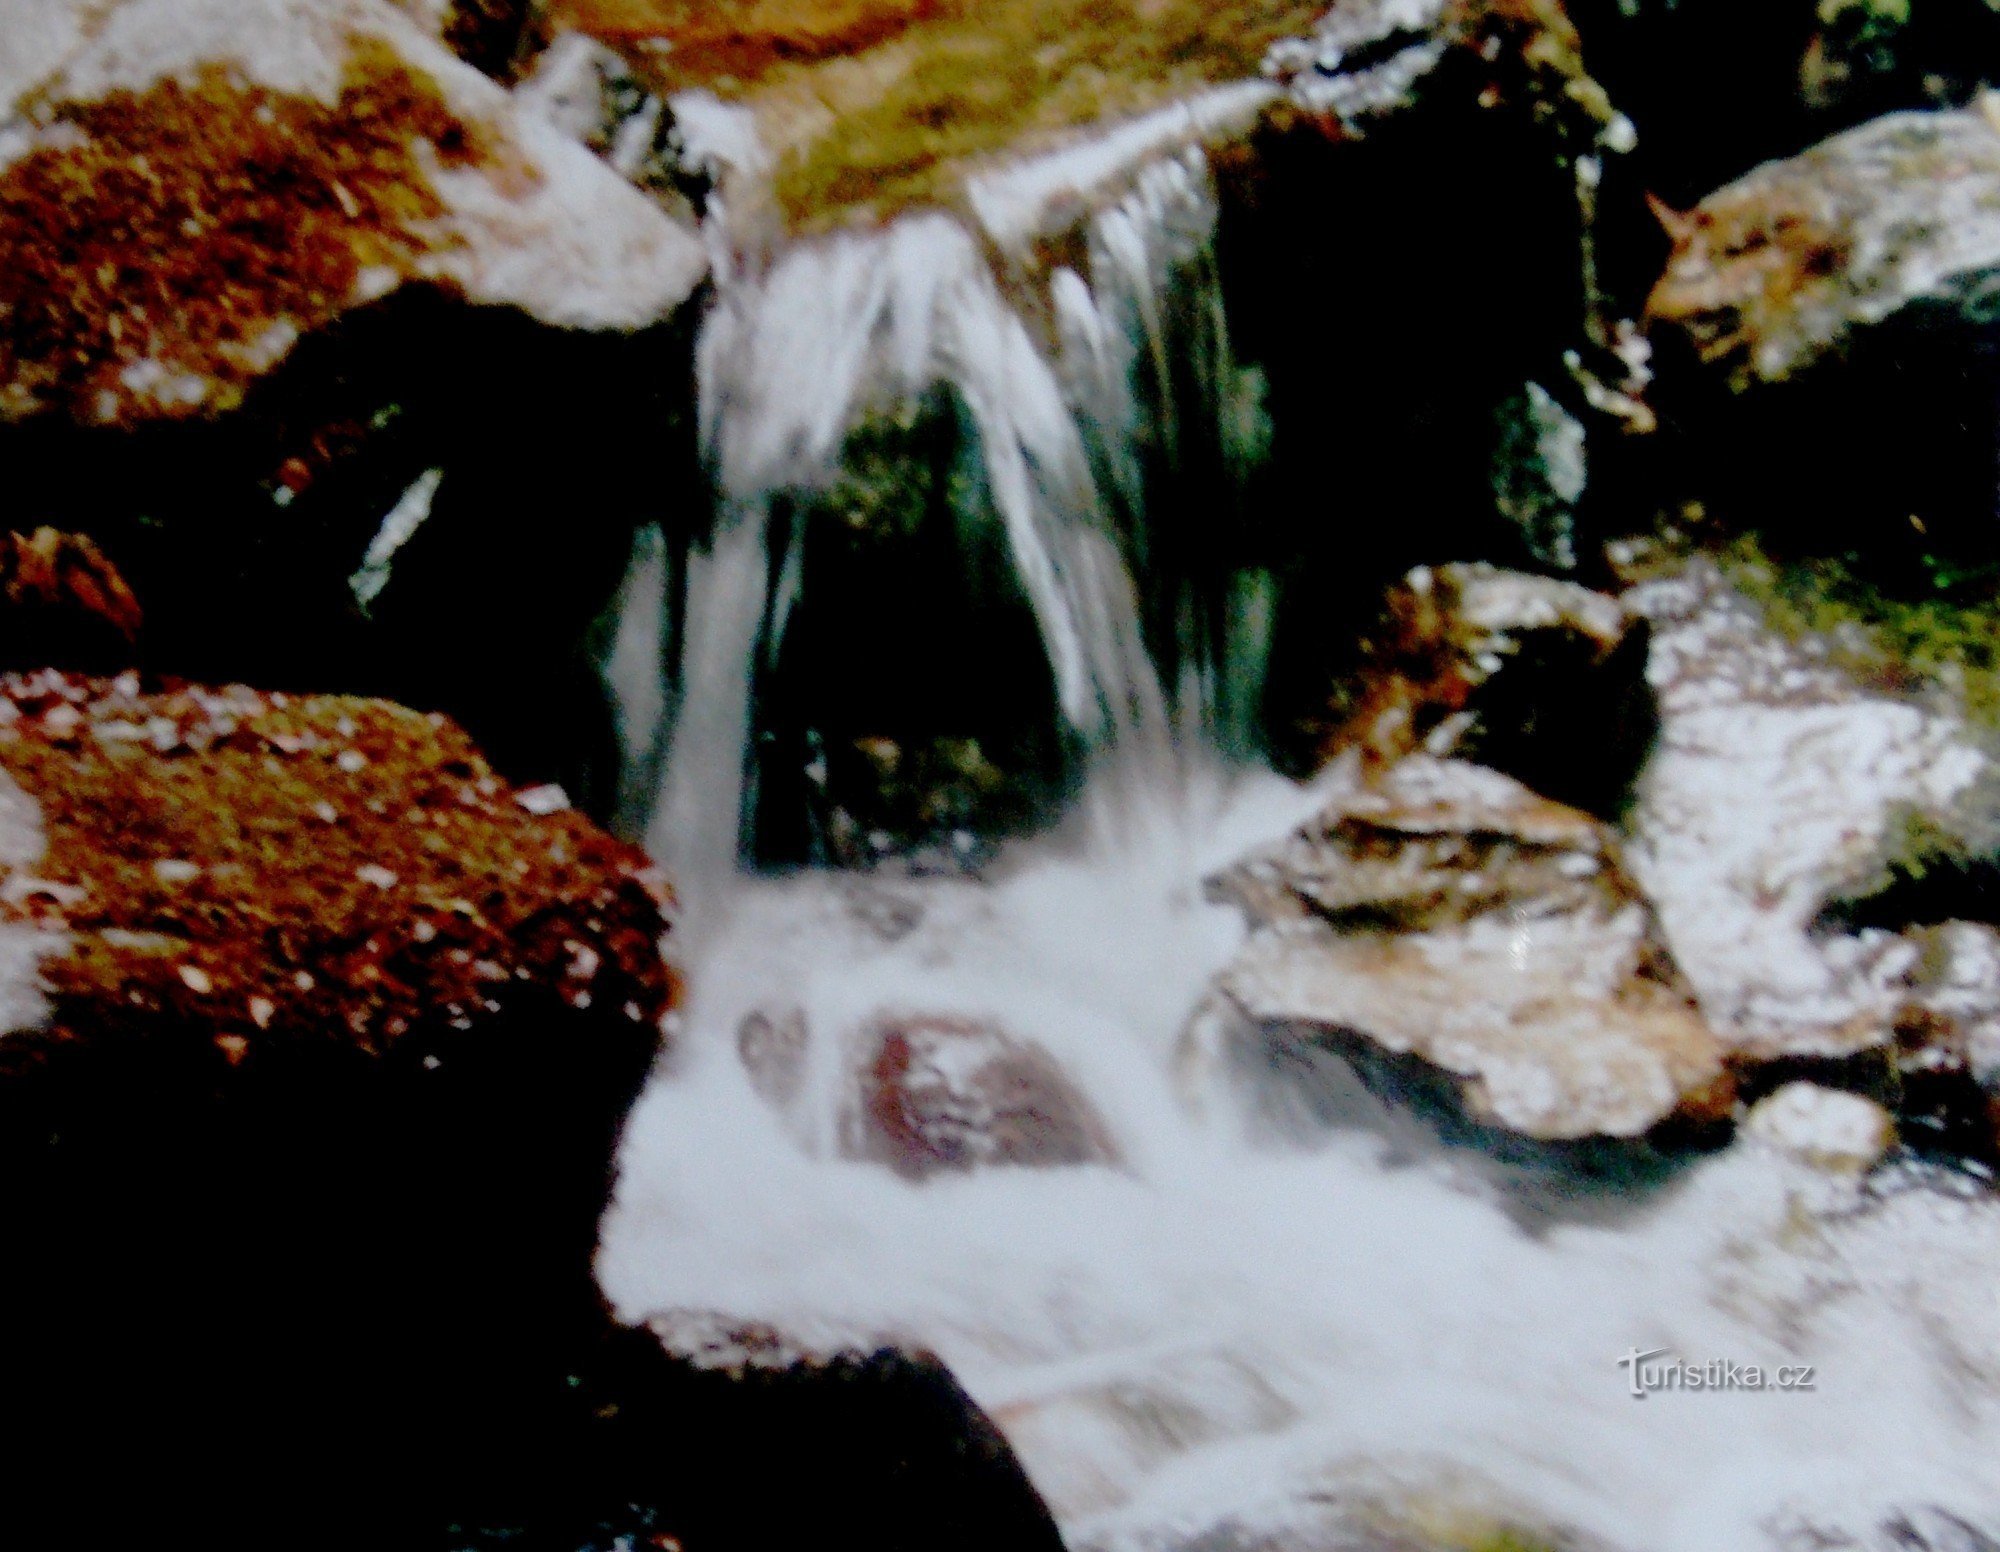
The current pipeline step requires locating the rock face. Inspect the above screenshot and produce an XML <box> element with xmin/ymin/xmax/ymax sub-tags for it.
<box><xmin>0</xmin><ymin>0</ymin><xmax>705</xmax><ymax>424</ymax></box>
<box><xmin>1208</xmin><ymin>756</ymin><xmax>1730</xmax><ymax>1142</ymax></box>
<box><xmin>1647</xmin><ymin>107</ymin><xmax>2000</xmax><ymax>391</ymax></box>
<box><xmin>846</xmin><ymin>1013</ymin><xmax>1117</xmax><ymax>1178</ymax></box>
<box><xmin>1642</xmin><ymin>107</ymin><xmax>2000</xmax><ymax>561</ymax></box>
<box><xmin>0</xmin><ymin>668</ymin><xmax>677</xmax><ymax>1541</ymax></box>
<box><xmin>1624</xmin><ymin>557</ymin><xmax>1987</xmax><ymax>1061</ymax></box>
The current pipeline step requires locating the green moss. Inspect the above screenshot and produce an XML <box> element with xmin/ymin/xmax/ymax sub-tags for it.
<box><xmin>1719</xmin><ymin>533</ymin><xmax>2000</xmax><ymax>726</ymax></box>
<box><xmin>560</xmin><ymin>0</ymin><xmax>1328</xmax><ymax>226</ymax></box>
<box><xmin>770</xmin><ymin>0</ymin><xmax>1329</xmax><ymax>223</ymax></box>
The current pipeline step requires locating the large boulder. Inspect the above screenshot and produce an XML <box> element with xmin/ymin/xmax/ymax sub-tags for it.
<box><xmin>0</xmin><ymin>0</ymin><xmax>709</xmax><ymax>812</ymax></box>
<box><xmin>1622</xmin><ymin>556</ymin><xmax>1989</xmax><ymax>1061</ymax></box>
<box><xmin>1205</xmin><ymin>755</ymin><xmax>1730</xmax><ymax>1143</ymax></box>
<box><xmin>0</xmin><ymin>666</ymin><xmax>676</xmax><ymax>1540</ymax></box>
<box><xmin>1644</xmin><ymin>107</ymin><xmax>2000</xmax><ymax>567</ymax></box>
<box><xmin>0</xmin><ymin>0</ymin><xmax>703</xmax><ymax>424</ymax></box>
<box><xmin>1647</xmin><ymin>107</ymin><xmax>2000</xmax><ymax>393</ymax></box>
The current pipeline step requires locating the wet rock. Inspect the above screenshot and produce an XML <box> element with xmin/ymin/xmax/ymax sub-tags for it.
<box><xmin>0</xmin><ymin>1</ymin><xmax>710</xmax><ymax>811</ymax></box>
<box><xmin>0</xmin><ymin>669</ymin><xmax>676</xmax><ymax>1542</ymax></box>
<box><xmin>0</xmin><ymin>527</ymin><xmax>142</xmax><ymax>672</ymax></box>
<box><xmin>1744</xmin><ymin>1081</ymin><xmax>1897</xmax><ymax>1174</ymax></box>
<box><xmin>1265</xmin><ymin>0</ymin><xmax>1618</xmax><ymax>141</ymax></box>
<box><xmin>737</xmin><ymin>1004</ymin><xmax>810</xmax><ymax>1110</ymax></box>
<box><xmin>514</xmin><ymin>30</ymin><xmax>708</xmax><ymax>220</ymax></box>
<box><xmin>1647</xmin><ymin>107</ymin><xmax>2000</xmax><ymax>393</ymax></box>
<box><xmin>1624</xmin><ymin>557</ymin><xmax>1988</xmax><ymax>1062</ymax></box>
<box><xmin>1315</xmin><ymin>562</ymin><xmax>1651</xmax><ymax>819</ymax></box>
<box><xmin>845</xmin><ymin>1013</ymin><xmax>1118</xmax><ymax>1178</ymax></box>
<box><xmin>627</xmin><ymin>1312</ymin><xmax>1071</xmax><ymax>1552</ymax></box>
<box><xmin>1225</xmin><ymin>1</ymin><xmax>1634</xmax><ymax>766</ymax></box>
<box><xmin>1209</xmin><ymin>756</ymin><xmax>1729</xmax><ymax>1141</ymax></box>
<box><xmin>1644</xmin><ymin>108</ymin><xmax>2000</xmax><ymax>563</ymax></box>
<box><xmin>0</xmin><ymin>0</ymin><xmax>705</xmax><ymax>426</ymax></box>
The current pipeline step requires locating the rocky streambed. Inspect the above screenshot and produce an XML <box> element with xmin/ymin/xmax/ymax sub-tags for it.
<box><xmin>8</xmin><ymin>0</ymin><xmax>2000</xmax><ymax>1548</ymax></box>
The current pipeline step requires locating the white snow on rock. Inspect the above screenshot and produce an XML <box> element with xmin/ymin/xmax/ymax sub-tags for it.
<box><xmin>1626</xmin><ymin>560</ymin><xmax>1986</xmax><ymax>1060</ymax></box>
<box><xmin>1</xmin><ymin>0</ymin><xmax>706</xmax><ymax>333</ymax></box>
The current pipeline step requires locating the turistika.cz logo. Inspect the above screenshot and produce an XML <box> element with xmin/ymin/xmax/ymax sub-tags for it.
<box><xmin>1616</xmin><ymin>1347</ymin><xmax>1817</xmax><ymax>1399</ymax></box>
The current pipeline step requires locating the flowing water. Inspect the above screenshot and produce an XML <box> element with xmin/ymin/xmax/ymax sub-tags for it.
<box><xmin>596</xmin><ymin>123</ymin><xmax>2000</xmax><ymax>1552</ymax></box>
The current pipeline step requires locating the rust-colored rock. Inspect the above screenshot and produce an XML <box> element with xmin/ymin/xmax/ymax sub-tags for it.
<box><xmin>0</xmin><ymin>668</ymin><xmax>673</xmax><ymax>1064</ymax></box>
<box><xmin>0</xmin><ymin>668</ymin><xmax>675</xmax><ymax>1543</ymax></box>
<box><xmin>846</xmin><ymin>1012</ymin><xmax>1116</xmax><ymax>1178</ymax></box>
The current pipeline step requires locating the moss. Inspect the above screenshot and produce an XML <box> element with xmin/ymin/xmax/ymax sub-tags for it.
<box><xmin>1718</xmin><ymin>532</ymin><xmax>2000</xmax><ymax>726</ymax></box>
<box><xmin>0</xmin><ymin>39</ymin><xmax>494</xmax><ymax>423</ymax></box>
<box><xmin>555</xmin><ymin>0</ymin><xmax>1328</xmax><ymax>226</ymax></box>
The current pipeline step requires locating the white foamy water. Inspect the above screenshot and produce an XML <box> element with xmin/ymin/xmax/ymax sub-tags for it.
<box><xmin>601</xmin><ymin>111</ymin><xmax>2000</xmax><ymax>1548</ymax></box>
<box><xmin>600</xmin><ymin>754</ymin><xmax>2000</xmax><ymax>1552</ymax></box>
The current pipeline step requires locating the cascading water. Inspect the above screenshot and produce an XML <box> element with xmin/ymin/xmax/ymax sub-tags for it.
<box><xmin>600</xmin><ymin>112</ymin><xmax>2000</xmax><ymax>1552</ymax></box>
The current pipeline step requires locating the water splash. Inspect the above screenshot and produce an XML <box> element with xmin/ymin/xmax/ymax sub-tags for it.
<box><xmin>603</xmin><ymin>115</ymin><xmax>2000</xmax><ymax>1552</ymax></box>
<box><xmin>601</xmin><ymin>752</ymin><xmax>2000</xmax><ymax>1550</ymax></box>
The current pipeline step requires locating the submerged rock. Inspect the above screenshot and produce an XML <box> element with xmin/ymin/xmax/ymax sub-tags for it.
<box><xmin>1209</xmin><ymin>756</ymin><xmax>1729</xmax><ymax>1141</ymax></box>
<box><xmin>846</xmin><ymin>1012</ymin><xmax>1118</xmax><ymax>1178</ymax></box>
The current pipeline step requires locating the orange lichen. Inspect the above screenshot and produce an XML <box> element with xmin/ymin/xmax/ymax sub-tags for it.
<box><xmin>0</xmin><ymin>39</ymin><xmax>491</xmax><ymax>423</ymax></box>
<box><xmin>0</xmin><ymin>671</ymin><xmax>674</xmax><ymax>1068</ymax></box>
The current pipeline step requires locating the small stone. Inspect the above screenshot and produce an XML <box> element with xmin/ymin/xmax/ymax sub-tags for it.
<box><xmin>248</xmin><ymin>997</ymin><xmax>275</xmax><ymax>1029</ymax></box>
<box><xmin>152</xmin><ymin>858</ymin><xmax>201</xmax><ymax>885</ymax></box>
<box><xmin>214</xmin><ymin>1033</ymin><xmax>249</xmax><ymax>1064</ymax></box>
<box><xmin>356</xmin><ymin>864</ymin><xmax>398</xmax><ymax>890</ymax></box>
<box><xmin>515</xmin><ymin>783</ymin><xmax>571</xmax><ymax>816</ymax></box>
<box><xmin>336</xmin><ymin>749</ymin><xmax>368</xmax><ymax>774</ymax></box>
<box><xmin>178</xmin><ymin>965</ymin><xmax>213</xmax><ymax>995</ymax></box>
<box><xmin>1744</xmin><ymin>1083</ymin><xmax>1896</xmax><ymax>1174</ymax></box>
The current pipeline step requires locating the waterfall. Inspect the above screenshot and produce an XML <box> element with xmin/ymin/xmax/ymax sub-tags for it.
<box><xmin>1052</xmin><ymin>150</ymin><xmax>1277</xmax><ymax>755</ymax></box>
<box><xmin>596</xmin><ymin>115</ymin><xmax>2000</xmax><ymax>1552</ymax></box>
<box><xmin>614</xmin><ymin>136</ymin><xmax>1292</xmax><ymax>875</ymax></box>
